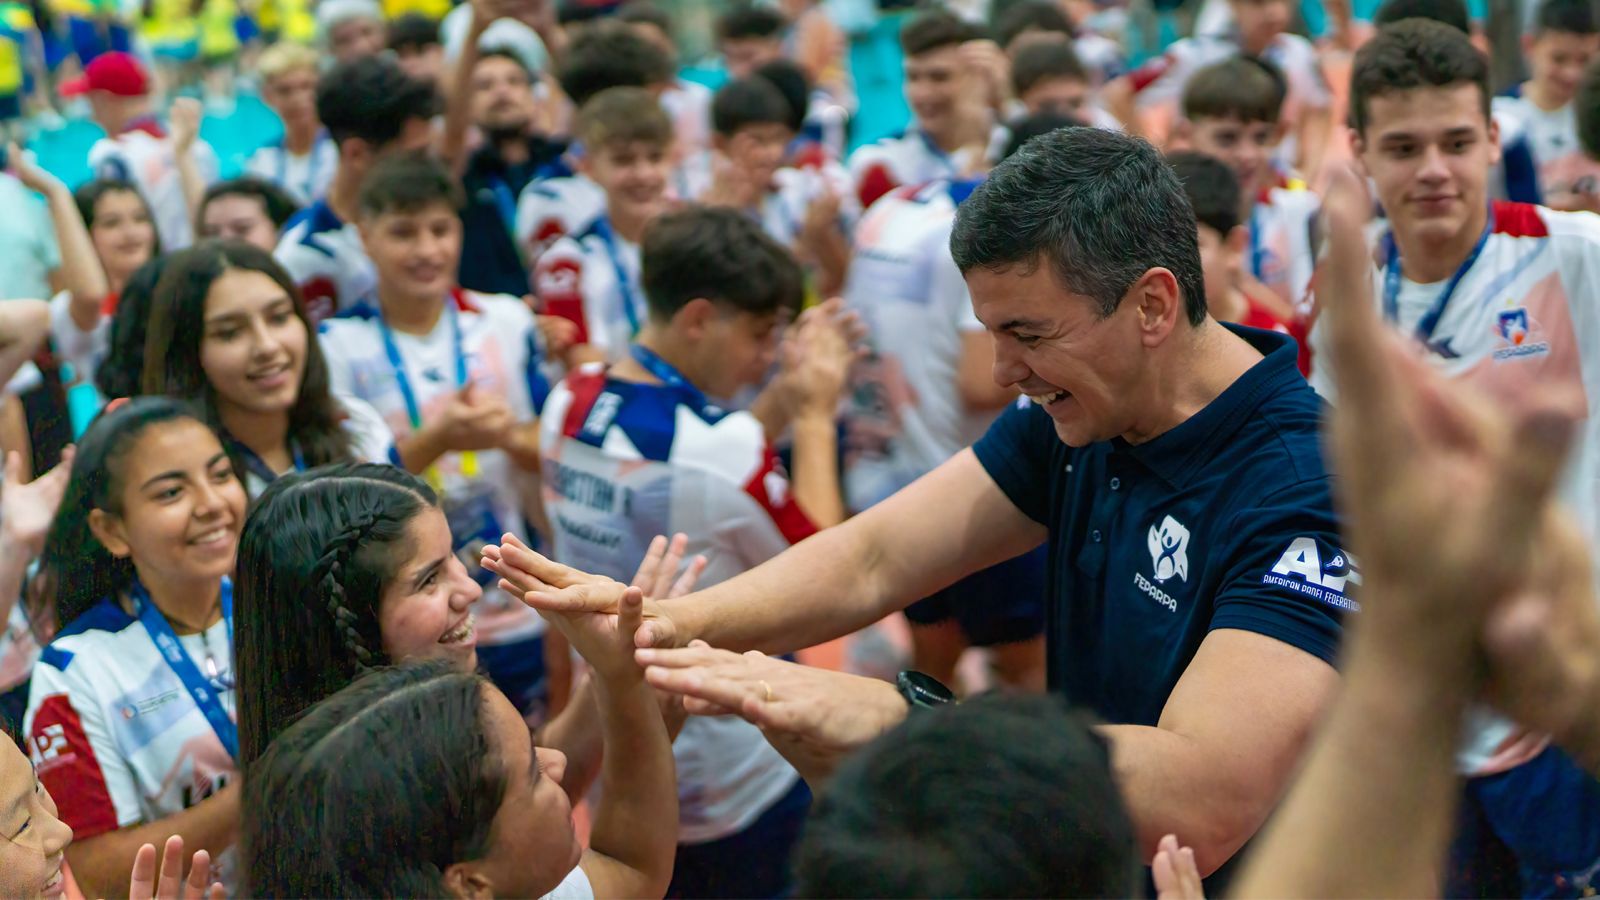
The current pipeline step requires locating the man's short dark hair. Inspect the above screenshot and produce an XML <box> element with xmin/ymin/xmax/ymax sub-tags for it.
<box><xmin>1349</xmin><ymin>18</ymin><xmax>1490</xmax><ymax>134</ymax></box>
<box><xmin>357</xmin><ymin>153</ymin><xmax>465</xmax><ymax>220</ymax></box>
<box><xmin>1183</xmin><ymin>56</ymin><xmax>1286</xmax><ymax>124</ymax></box>
<box><xmin>794</xmin><ymin>693</ymin><xmax>1140</xmax><ymax>898</ymax></box>
<box><xmin>1001</xmin><ymin>112</ymin><xmax>1084</xmax><ymax>159</ymax></box>
<box><xmin>716</xmin><ymin>3</ymin><xmax>786</xmax><ymax>42</ymax></box>
<box><xmin>1372</xmin><ymin>0</ymin><xmax>1470</xmax><ymax>32</ymax></box>
<box><xmin>712</xmin><ymin>76</ymin><xmax>794</xmax><ymax>137</ymax></box>
<box><xmin>475</xmin><ymin>47</ymin><xmax>533</xmax><ymax>82</ymax></box>
<box><xmin>754</xmin><ymin>59</ymin><xmax>811</xmax><ymax>132</ymax></box>
<box><xmin>617</xmin><ymin>0</ymin><xmax>674</xmax><ymax>36</ymax></box>
<box><xmin>900</xmin><ymin>9</ymin><xmax>989</xmax><ymax>57</ymax></box>
<box><xmin>558</xmin><ymin>21</ymin><xmax>674</xmax><ymax>107</ymax></box>
<box><xmin>993</xmin><ymin>0</ymin><xmax>1073</xmax><ymax>48</ymax></box>
<box><xmin>387</xmin><ymin>12</ymin><xmax>440</xmax><ymax>52</ymax></box>
<box><xmin>201</xmin><ymin>176</ymin><xmax>302</xmax><ymax>229</ymax></box>
<box><xmin>1168</xmin><ymin>150</ymin><xmax>1242</xmax><ymax>236</ymax></box>
<box><xmin>317</xmin><ymin>55</ymin><xmax>438</xmax><ymax>149</ymax></box>
<box><xmin>952</xmin><ymin>127</ymin><xmax>1209</xmax><ymax>326</ymax></box>
<box><xmin>1535</xmin><ymin>0</ymin><xmax>1599</xmax><ymax>36</ymax></box>
<box><xmin>1578</xmin><ymin>58</ymin><xmax>1600</xmax><ymax>158</ymax></box>
<box><xmin>1011</xmin><ymin>39</ymin><xmax>1087</xmax><ymax>97</ymax></box>
<box><xmin>641</xmin><ymin>207</ymin><xmax>802</xmax><ymax>322</ymax></box>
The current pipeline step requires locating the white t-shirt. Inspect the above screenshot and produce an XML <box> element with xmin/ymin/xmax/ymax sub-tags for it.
<box><xmin>662</xmin><ymin>79</ymin><xmax>714</xmax><ymax>183</ymax></box>
<box><xmin>244</xmin><ymin>132</ymin><xmax>339</xmax><ymax>206</ymax></box>
<box><xmin>846</xmin><ymin>127</ymin><xmax>977</xmax><ymax>210</ymax></box>
<box><xmin>1309</xmin><ymin>201</ymin><xmax>1600</xmax><ymax>774</ymax></box>
<box><xmin>237</xmin><ymin>393</ymin><xmax>397</xmax><ymax>497</ymax></box>
<box><xmin>274</xmin><ymin>198</ymin><xmax>376</xmax><ymax>325</ymax></box>
<box><xmin>515</xmin><ymin>173</ymin><xmax>607</xmax><ymax>271</ymax></box>
<box><xmin>842</xmin><ymin>180</ymin><xmax>1000</xmax><ymax>511</ymax></box>
<box><xmin>0</xmin><ymin>174</ymin><xmax>61</xmax><ymax>301</ymax></box>
<box><xmin>543</xmin><ymin>865</ymin><xmax>594</xmax><ymax>900</ymax></box>
<box><xmin>89</xmin><ymin>122</ymin><xmax>221</xmax><ymax>251</ymax></box>
<box><xmin>533</xmin><ymin>222</ymin><xmax>644</xmax><ymax>364</ymax></box>
<box><xmin>27</xmin><ymin>595</ymin><xmax>239</xmax><ymax>890</ymax></box>
<box><xmin>541</xmin><ymin>364</ymin><xmax>807</xmax><ymax>843</ymax></box>
<box><xmin>318</xmin><ymin>289</ymin><xmax>549</xmax><ymax>647</ymax></box>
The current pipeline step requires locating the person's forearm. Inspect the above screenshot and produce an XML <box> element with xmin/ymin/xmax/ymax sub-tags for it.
<box><xmin>587</xmin><ymin>674</ymin><xmax>677</xmax><ymax>898</ymax></box>
<box><xmin>501</xmin><ymin>421</ymin><xmax>541</xmax><ymax>471</ymax></box>
<box><xmin>175</xmin><ymin>152</ymin><xmax>206</xmax><ymax>238</ymax></box>
<box><xmin>44</xmin><ymin>185</ymin><xmax>108</xmax><ymax>321</ymax></box>
<box><xmin>535</xmin><ymin>673</ymin><xmax>605</xmax><ymax>803</ymax></box>
<box><xmin>0</xmin><ymin>299</ymin><xmax>51</xmax><ymax>387</ymax></box>
<box><xmin>395</xmin><ymin>424</ymin><xmax>448</xmax><ymax>473</ymax></box>
<box><xmin>810</xmin><ymin>231</ymin><xmax>850</xmax><ymax>299</ymax></box>
<box><xmin>661</xmin><ymin>516</ymin><xmax>893</xmax><ymax>654</ymax></box>
<box><xmin>64</xmin><ymin>786</ymin><xmax>240</xmax><ymax>899</ymax></box>
<box><xmin>0</xmin><ymin>540</ymin><xmax>31</xmax><ymax>638</ymax></box>
<box><xmin>790</xmin><ymin>411</ymin><xmax>844</xmax><ymax>528</ymax></box>
<box><xmin>439</xmin><ymin>12</ymin><xmax>488</xmax><ymax>171</ymax></box>
<box><xmin>1297</xmin><ymin>108</ymin><xmax>1333</xmax><ymax>184</ymax></box>
<box><xmin>1104</xmin><ymin>79</ymin><xmax>1142</xmax><ymax>136</ymax></box>
<box><xmin>748</xmin><ymin>384</ymin><xmax>792</xmax><ymax>442</ymax></box>
<box><xmin>1233</xmin><ymin>647</ymin><xmax>1469</xmax><ymax>897</ymax></box>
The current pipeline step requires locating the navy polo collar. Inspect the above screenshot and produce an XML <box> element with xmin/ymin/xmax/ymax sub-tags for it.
<box><xmin>1113</xmin><ymin>323</ymin><xmax>1304</xmax><ymax>486</ymax></box>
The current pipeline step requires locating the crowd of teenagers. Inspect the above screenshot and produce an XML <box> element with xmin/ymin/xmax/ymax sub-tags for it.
<box><xmin>1</xmin><ymin>0</ymin><xmax>1599</xmax><ymax>896</ymax></box>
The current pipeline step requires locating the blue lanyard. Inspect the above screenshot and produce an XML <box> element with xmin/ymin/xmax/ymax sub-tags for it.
<box><xmin>630</xmin><ymin>344</ymin><xmax>709</xmax><ymax>408</ymax></box>
<box><xmin>1249</xmin><ymin>202</ymin><xmax>1266</xmax><ymax>281</ymax></box>
<box><xmin>130</xmin><ymin>579</ymin><xmax>237</xmax><ymax>761</ymax></box>
<box><xmin>228</xmin><ymin>437</ymin><xmax>305</xmax><ymax>486</ymax></box>
<box><xmin>1381</xmin><ymin>209</ymin><xmax>1494</xmax><ymax>342</ymax></box>
<box><xmin>590</xmin><ymin>217</ymin><xmax>643</xmax><ymax>337</ymax></box>
<box><xmin>377</xmin><ymin>298</ymin><xmax>468</xmax><ymax>431</ymax></box>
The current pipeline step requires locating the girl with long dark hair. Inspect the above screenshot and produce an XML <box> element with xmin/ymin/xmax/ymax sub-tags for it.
<box><xmin>141</xmin><ymin>241</ymin><xmax>392</xmax><ymax>495</ymax></box>
<box><xmin>23</xmin><ymin>397</ymin><xmax>247</xmax><ymax>898</ymax></box>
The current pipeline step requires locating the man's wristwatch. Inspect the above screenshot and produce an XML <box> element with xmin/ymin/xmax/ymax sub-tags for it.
<box><xmin>896</xmin><ymin>670</ymin><xmax>955</xmax><ymax>710</ymax></box>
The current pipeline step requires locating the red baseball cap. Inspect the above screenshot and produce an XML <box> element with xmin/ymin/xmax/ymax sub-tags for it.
<box><xmin>59</xmin><ymin>52</ymin><xmax>149</xmax><ymax>98</ymax></box>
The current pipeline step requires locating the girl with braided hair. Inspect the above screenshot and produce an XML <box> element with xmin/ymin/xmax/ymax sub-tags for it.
<box><xmin>233</xmin><ymin>463</ymin><xmax>705</xmax><ymax>792</ymax></box>
<box><xmin>23</xmin><ymin>396</ymin><xmax>249</xmax><ymax>897</ymax></box>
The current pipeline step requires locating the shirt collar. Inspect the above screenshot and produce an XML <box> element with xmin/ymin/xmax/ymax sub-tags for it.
<box><xmin>1113</xmin><ymin>323</ymin><xmax>1305</xmax><ymax>486</ymax></box>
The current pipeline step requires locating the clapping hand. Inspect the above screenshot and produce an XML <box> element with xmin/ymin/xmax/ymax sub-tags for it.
<box><xmin>1</xmin><ymin>449</ymin><xmax>73</xmax><ymax>559</ymax></box>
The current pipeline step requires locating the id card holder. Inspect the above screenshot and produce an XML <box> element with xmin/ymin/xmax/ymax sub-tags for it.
<box><xmin>443</xmin><ymin>480</ymin><xmax>504</xmax><ymax>591</ymax></box>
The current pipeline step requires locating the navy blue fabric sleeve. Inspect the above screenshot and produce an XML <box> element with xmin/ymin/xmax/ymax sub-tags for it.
<box><xmin>1501</xmin><ymin>136</ymin><xmax>1544</xmax><ymax>206</ymax></box>
<box><xmin>1207</xmin><ymin>477</ymin><xmax>1351</xmax><ymax>668</ymax></box>
<box><xmin>972</xmin><ymin>400</ymin><xmax>1055</xmax><ymax>525</ymax></box>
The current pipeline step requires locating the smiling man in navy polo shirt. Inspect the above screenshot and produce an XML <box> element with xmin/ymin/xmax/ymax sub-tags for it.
<box><xmin>484</xmin><ymin>126</ymin><xmax>1353</xmax><ymax>882</ymax></box>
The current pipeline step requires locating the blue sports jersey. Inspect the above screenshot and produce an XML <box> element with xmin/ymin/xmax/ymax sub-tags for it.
<box><xmin>973</xmin><ymin>325</ymin><xmax>1350</xmax><ymax>726</ymax></box>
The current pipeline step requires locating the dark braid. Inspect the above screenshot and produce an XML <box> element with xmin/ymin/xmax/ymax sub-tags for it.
<box><xmin>316</xmin><ymin>513</ymin><xmax>382</xmax><ymax>668</ymax></box>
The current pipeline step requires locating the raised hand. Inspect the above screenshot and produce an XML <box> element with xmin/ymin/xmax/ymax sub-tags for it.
<box><xmin>5</xmin><ymin>142</ymin><xmax>63</xmax><ymax>196</ymax></box>
<box><xmin>1</xmin><ymin>448</ymin><xmax>74</xmax><ymax>559</ymax></box>
<box><xmin>480</xmin><ymin>532</ymin><xmax>685</xmax><ymax>649</ymax></box>
<box><xmin>128</xmin><ymin>836</ymin><xmax>225</xmax><ymax>900</ymax></box>
<box><xmin>629</xmin><ymin>532</ymin><xmax>708</xmax><ymax>601</ymax></box>
<box><xmin>168</xmin><ymin>98</ymin><xmax>202</xmax><ymax>157</ymax></box>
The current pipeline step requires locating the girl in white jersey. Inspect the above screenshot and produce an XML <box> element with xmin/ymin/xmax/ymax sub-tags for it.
<box><xmin>24</xmin><ymin>398</ymin><xmax>248</xmax><ymax>898</ymax></box>
<box><xmin>139</xmin><ymin>242</ymin><xmax>393</xmax><ymax>496</ymax></box>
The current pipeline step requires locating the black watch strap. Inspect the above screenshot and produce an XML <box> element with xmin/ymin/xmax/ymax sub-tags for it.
<box><xmin>896</xmin><ymin>670</ymin><xmax>955</xmax><ymax>710</ymax></box>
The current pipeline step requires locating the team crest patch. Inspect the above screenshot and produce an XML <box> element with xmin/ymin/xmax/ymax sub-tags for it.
<box><xmin>1493</xmin><ymin>307</ymin><xmax>1551</xmax><ymax>360</ymax></box>
<box><xmin>1146</xmin><ymin>515</ymin><xmax>1190</xmax><ymax>583</ymax></box>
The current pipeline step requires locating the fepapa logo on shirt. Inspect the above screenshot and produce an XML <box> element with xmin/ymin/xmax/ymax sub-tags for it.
<box><xmin>1133</xmin><ymin>515</ymin><xmax>1190</xmax><ymax>613</ymax></box>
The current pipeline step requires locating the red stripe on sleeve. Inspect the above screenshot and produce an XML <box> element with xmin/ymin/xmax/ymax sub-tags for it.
<box><xmin>29</xmin><ymin>693</ymin><xmax>120</xmax><ymax>839</ymax></box>
<box><xmin>743</xmin><ymin>448</ymin><xmax>819</xmax><ymax>545</ymax></box>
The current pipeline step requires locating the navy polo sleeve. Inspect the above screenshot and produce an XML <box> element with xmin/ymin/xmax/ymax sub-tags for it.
<box><xmin>1207</xmin><ymin>476</ymin><xmax>1351</xmax><ymax>668</ymax></box>
<box><xmin>972</xmin><ymin>401</ymin><xmax>1056</xmax><ymax>525</ymax></box>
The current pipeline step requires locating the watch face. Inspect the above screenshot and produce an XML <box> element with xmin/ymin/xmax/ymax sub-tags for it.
<box><xmin>900</xmin><ymin>670</ymin><xmax>955</xmax><ymax>706</ymax></box>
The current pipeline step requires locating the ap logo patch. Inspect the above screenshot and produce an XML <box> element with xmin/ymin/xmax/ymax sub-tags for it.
<box><xmin>1146</xmin><ymin>515</ymin><xmax>1190</xmax><ymax>583</ymax></box>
